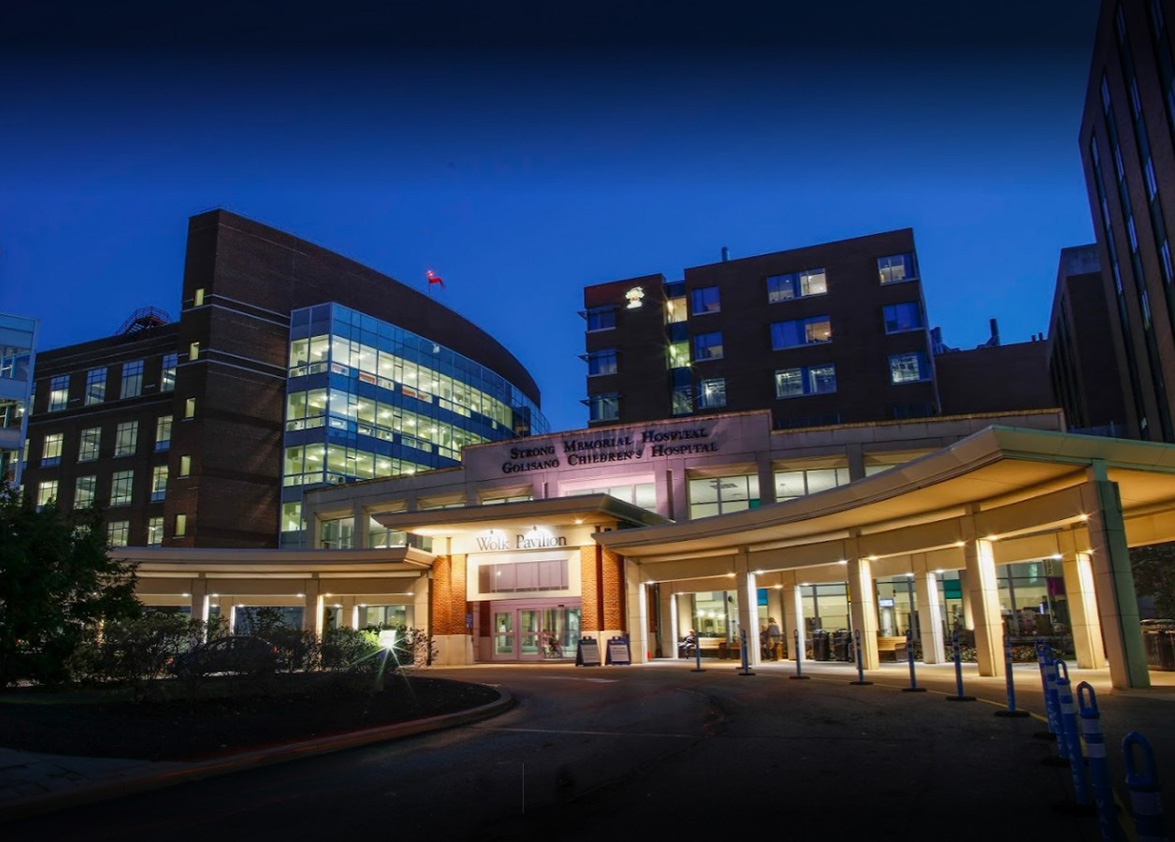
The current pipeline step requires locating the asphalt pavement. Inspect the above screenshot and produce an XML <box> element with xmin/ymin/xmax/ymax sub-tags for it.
<box><xmin>2</xmin><ymin>658</ymin><xmax>1173</xmax><ymax>835</ymax></box>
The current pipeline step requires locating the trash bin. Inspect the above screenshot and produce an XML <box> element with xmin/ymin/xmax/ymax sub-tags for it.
<box><xmin>831</xmin><ymin>629</ymin><xmax>851</xmax><ymax>661</ymax></box>
<box><xmin>1141</xmin><ymin>619</ymin><xmax>1175</xmax><ymax>670</ymax></box>
<box><xmin>812</xmin><ymin>629</ymin><xmax>831</xmax><ymax>661</ymax></box>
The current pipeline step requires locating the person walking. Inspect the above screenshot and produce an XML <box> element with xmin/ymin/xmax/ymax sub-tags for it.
<box><xmin>766</xmin><ymin>617</ymin><xmax>783</xmax><ymax>660</ymax></box>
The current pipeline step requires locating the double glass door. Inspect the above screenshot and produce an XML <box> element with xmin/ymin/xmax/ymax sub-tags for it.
<box><xmin>493</xmin><ymin>603</ymin><xmax>581</xmax><ymax>661</ymax></box>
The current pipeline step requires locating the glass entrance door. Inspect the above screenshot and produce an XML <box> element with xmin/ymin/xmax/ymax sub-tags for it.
<box><xmin>491</xmin><ymin>603</ymin><xmax>581</xmax><ymax>661</ymax></box>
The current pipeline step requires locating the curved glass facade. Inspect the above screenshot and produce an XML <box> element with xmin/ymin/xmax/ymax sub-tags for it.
<box><xmin>281</xmin><ymin>303</ymin><xmax>547</xmax><ymax>546</ymax></box>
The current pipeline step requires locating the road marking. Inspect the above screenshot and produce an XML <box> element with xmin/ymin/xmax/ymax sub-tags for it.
<box><xmin>474</xmin><ymin>726</ymin><xmax>697</xmax><ymax>738</ymax></box>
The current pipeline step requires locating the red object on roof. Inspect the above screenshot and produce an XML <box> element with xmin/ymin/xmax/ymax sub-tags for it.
<box><xmin>426</xmin><ymin>269</ymin><xmax>445</xmax><ymax>287</ymax></box>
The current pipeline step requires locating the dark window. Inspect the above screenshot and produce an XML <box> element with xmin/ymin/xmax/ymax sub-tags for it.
<box><xmin>694</xmin><ymin>331</ymin><xmax>724</xmax><ymax>360</ymax></box>
<box><xmin>584</xmin><ymin>392</ymin><xmax>619</xmax><ymax>422</ymax></box>
<box><xmin>690</xmin><ymin>286</ymin><xmax>720</xmax><ymax>315</ymax></box>
<box><xmin>586</xmin><ymin>349</ymin><xmax>618</xmax><ymax>376</ymax></box>
<box><xmin>585</xmin><ymin>307</ymin><xmax>616</xmax><ymax>331</ymax></box>
<box><xmin>883</xmin><ymin>302</ymin><xmax>924</xmax><ymax>333</ymax></box>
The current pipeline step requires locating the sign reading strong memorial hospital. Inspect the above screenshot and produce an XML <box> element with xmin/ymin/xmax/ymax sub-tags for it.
<box><xmin>499</xmin><ymin>423</ymin><xmax>720</xmax><ymax>475</ymax></box>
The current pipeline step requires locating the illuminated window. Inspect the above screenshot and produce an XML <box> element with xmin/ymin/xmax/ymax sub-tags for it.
<box><xmin>878</xmin><ymin>253</ymin><xmax>918</xmax><ymax>285</ymax></box>
<box><xmin>161</xmin><ymin>353</ymin><xmax>177</xmax><ymax>391</ymax></box>
<box><xmin>174</xmin><ymin>513</ymin><xmax>187</xmax><ymax>538</ymax></box>
<box><xmin>107</xmin><ymin>521</ymin><xmax>130</xmax><ymax>548</ymax></box>
<box><xmin>155</xmin><ymin>415</ymin><xmax>172</xmax><ymax>450</ymax></box>
<box><xmin>193</xmin><ymin>288</ymin><xmax>205</xmax><ymax>306</ymax></box>
<box><xmin>41</xmin><ymin>432</ymin><xmax>63</xmax><ymax>466</ymax></box>
<box><xmin>185</xmin><ymin>397</ymin><xmax>196</xmax><ymax>419</ymax></box>
<box><xmin>189</xmin><ymin>342</ymin><xmax>201</xmax><ymax>361</ymax></box>
<box><xmin>179</xmin><ymin>455</ymin><xmax>191</xmax><ymax>477</ymax></box>
<box><xmin>889</xmin><ymin>351</ymin><xmax>932</xmax><ymax>384</ymax></box>
<box><xmin>37</xmin><ymin>480</ymin><xmax>58</xmax><ymax>507</ymax></box>
<box><xmin>771</xmin><ymin>316</ymin><xmax>832</xmax><ymax>350</ymax></box>
<box><xmin>774</xmin><ymin>467</ymin><xmax>850</xmax><ymax>501</ymax></box>
<box><xmin>688</xmin><ymin>474</ymin><xmax>759</xmax><ymax>519</ymax></box>
<box><xmin>151</xmin><ymin>465</ymin><xmax>168</xmax><ymax>501</ymax></box>
<box><xmin>767</xmin><ymin>268</ymin><xmax>827</xmax><ymax>302</ymax></box>
<box><xmin>775</xmin><ymin>364</ymin><xmax>836</xmax><ymax>398</ymax></box>
<box><xmin>147</xmin><ymin>516</ymin><xmax>165</xmax><ymax>546</ymax></box>
<box><xmin>696</xmin><ymin>377</ymin><xmax>726</xmax><ymax>409</ymax></box>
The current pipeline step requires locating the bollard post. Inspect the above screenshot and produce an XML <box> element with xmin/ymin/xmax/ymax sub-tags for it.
<box><xmin>902</xmin><ymin>627</ymin><xmax>925</xmax><ymax>693</ymax></box>
<box><xmin>1035</xmin><ymin>641</ymin><xmax>1060</xmax><ymax>742</ymax></box>
<box><xmin>737</xmin><ymin>628</ymin><xmax>755</xmax><ymax>676</ymax></box>
<box><xmin>691</xmin><ymin>632</ymin><xmax>704</xmax><ymax>673</ymax></box>
<box><xmin>1042</xmin><ymin>652</ymin><xmax>1071</xmax><ymax>767</ymax></box>
<box><xmin>1124</xmin><ymin>732</ymin><xmax>1168</xmax><ymax>842</ymax></box>
<box><xmin>995</xmin><ymin>636</ymin><xmax>1029</xmax><ymax>717</ymax></box>
<box><xmin>1054</xmin><ymin>660</ymin><xmax>1093</xmax><ymax>811</ymax></box>
<box><xmin>789</xmin><ymin>627</ymin><xmax>810</xmax><ymax>680</ymax></box>
<box><xmin>946</xmin><ymin>628</ymin><xmax>975</xmax><ymax>701</ymax></box>
<box><xmin>1077</xmin><ymin>682</ymin><xmax>1120</xmax><ymax>842</ymax></box>
<box><xmin>849</xmin><ymin>628</ymin><xmax>873</xmax><ymax>685</ymax></box>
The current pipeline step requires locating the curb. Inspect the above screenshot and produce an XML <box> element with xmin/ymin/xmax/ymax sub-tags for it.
<box><xmin>0</xmin><ymin>689</ymin><xmax>515</xmax><ymax>823</ymax></box>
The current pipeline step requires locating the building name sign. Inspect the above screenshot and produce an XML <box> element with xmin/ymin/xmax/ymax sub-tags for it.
<box><xmin>475</xmin><ymin>533</ymin><xmax>570</xmax><ymax>551</ymax></box>
<box><xmin>500</xmin><ymin>426</ymin><xmax>718</xmax><ymax>474</ymax></box>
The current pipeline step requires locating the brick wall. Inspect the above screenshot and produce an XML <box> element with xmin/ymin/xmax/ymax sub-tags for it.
<box><xmin>430</xmin><ymin>554</ymin><xmax>469</xmax><ymax>636</ymax></box>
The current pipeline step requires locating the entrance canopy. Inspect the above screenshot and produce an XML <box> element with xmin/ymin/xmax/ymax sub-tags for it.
<box><xmin>594</xmin><ymin>426</ymin><xmax>1175</xmax><ymax>575</ymax></box>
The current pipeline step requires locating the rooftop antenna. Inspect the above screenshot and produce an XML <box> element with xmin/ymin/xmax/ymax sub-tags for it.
<box><xmin>721</xmin><ymin>246</ymin><xmax>730</xmax><ymax>262</ymax></box>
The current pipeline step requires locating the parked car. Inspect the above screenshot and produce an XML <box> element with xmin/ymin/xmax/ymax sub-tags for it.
<box><xmin>167</xmin><ymin>635</ymin><xmax>284</xmax><ymax>677</ymax></box>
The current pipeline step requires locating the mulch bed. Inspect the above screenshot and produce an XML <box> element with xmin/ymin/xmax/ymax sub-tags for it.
<box><xmin>0</xmin><ymin>674</ymin><xmax>502</xmax><ymax>762</ymax></box>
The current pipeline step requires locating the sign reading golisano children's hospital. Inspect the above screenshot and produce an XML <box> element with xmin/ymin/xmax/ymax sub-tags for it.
<box><xmin>498</xmin><ymin>423</ymin><xmax>721</xmax><ymax>475</ymax></box>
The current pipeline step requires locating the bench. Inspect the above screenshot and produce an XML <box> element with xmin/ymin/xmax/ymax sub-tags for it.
<box><xmin>877</xmin><ymin>636</ymin><xmax>907</xmax><ymax>662</ymax></box>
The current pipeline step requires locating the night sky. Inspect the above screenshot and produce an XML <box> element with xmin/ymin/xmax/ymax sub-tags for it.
<box><xmin>2</xmin><ymin>1</ymin><xmax>1103</xmax><ymax>433</ymax></box>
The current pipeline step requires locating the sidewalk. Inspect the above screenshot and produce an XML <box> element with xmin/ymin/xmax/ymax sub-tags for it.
<box><xmin>0</xmin><ymin>690</ymin><xmax>515</xmax><ymax>823</ymax></box>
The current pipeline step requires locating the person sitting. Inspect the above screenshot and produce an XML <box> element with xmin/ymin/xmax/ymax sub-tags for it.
<box><xmin>678</xmin><ymin>629</ymin><xmax>697</xmax><ymax>658</ymax></box>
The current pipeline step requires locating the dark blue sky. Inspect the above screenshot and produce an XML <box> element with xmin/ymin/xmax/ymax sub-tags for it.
<box><xmin>2</xmin><ymin>1</ymin><xmax>1103</xmax><ymax>433</ymax></box>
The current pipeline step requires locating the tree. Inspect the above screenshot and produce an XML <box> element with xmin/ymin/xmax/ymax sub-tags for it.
<box><xmin>1131</xmin><ymin>541</ymin><xmax>1175</xmax><ymax>619</ymax></box>
<box><xmin>0</xmin><ymin>485</ymin><xmax>141</xmax><ymax>686</ymax></box>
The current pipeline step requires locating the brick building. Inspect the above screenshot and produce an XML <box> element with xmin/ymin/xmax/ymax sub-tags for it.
<box><xmin>22</xmin><ymin>210</ymin><xmax>547</xmax><ymax>549</ymax></box>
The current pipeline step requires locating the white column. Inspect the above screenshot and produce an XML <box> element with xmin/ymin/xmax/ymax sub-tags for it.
<box><xmin>913</xmin><ymin>558</ymin><xmax>945</xmax><ymax>664</ymax></box>
<box><xmin>734</xmin><ymin>550</ymin><xmax>759</xmax><ymax>666</ymax></box>
<box><xmin>1064</xmin><ymin>550</ymin><xmax>1107</xmax><ymax>670</ymax></box>
<box><xmin>1081</xmin><ymin>468</ymin><xmax>1149</xmax><ymax>688</ymax></box>
<box><xmin>626</xmin><ymin>560</ymin><xmax>648</xmax><ymax>664</ymax></box>
<box><xmin>963</xmin><ymin>531</ymin><xmax>1004</xmax><ymax>678</ymax></box>
<box><xmin>786</xmin><ymin>576</ymin><xmax>804</xmax><ymax>661</ymax></box>
<box><xmin>848</xmin><ymin>556</ymin><xmax>879</xmax><ymax>670</ymax></box>
<box><xmin>188</xmin><ymin>576</ymin><xmax>210</xmax><ymax>633</ymax></box>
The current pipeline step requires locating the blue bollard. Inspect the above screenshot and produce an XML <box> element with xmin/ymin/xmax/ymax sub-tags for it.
<box><xmin>691</xmin><ymin>632</ymin><xmax>704</xmax><ymax>673</ymax></box>
<box><xmin>789</xmin><ymin>627</ymin><xmax>810</xmax><ymax>680</ymax></box>
<box><xmin>1054</xmin><ymin>660</ymin><xmax>1093</xmax><ymax>809</ymax></box>
<box><xmin>1124</xmin><ymin>731</ymin><xmax>1168</xmax><ymax>842</ymax></box>
<box><xmin>1035</xmin><ymin>641</ymin><xmax>1060</xmax><ymax>742</ymax></box>
<box><xmin>902</xmin><ymin>627</ymin><xmax>926</xmax><ymax>693</ymax></box>
<box><xmin>1078</xmin><ymin>682</ymin><xmax>1120</xmax><ymax>842</ymax></box>
<box><xmin>1042</xmin><ymin>652</ymin><xmax>1071</xmax><ymax>766</ymax></box>
<box><xmin>946</xmin><ymin>628</ymin><xmax>975</xmax><ymax>701</ymax></box>
<box><xmin>996</xmin><ymin>635</ymin><xmax>1029</xmax><ymax>717</ymax></box>
<box><xmin>849</xmin><ymin>628</ymin><xmax>872</xmax><ymax>685</ymax></box>
<box><xmin>737</xmin><ymin>628</ymin><xmax>755</xmax><ymax>676</ymax></box>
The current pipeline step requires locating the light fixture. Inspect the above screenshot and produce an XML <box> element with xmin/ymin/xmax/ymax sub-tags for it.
<box><xmin>955</xmin><ymin>541</ymin><xmax>965</xmax><ymax>547</ymax></box>
<box><xmin>726</xmin><ymin>572</ymin><xmax>736</xmax><ymax>578</ymax></box>
<box><xmin>800</xmin><ymin>582</ymin><xmax>811</xmax><ymax>587</ymax></box>
<box><xmin>574</xmin><ymin>518</ymin><xmax>583</xmax><ymax>525</ymax></box>
<box><xmin>1079</xmin><ymin>513</ymin><xmax>1090</xmax><ymax>521</ymax></box>
<box><xmin>296</xmin><ymin>592</ymin><xmax>305</xmax><ymax>598</ymax></box>
<box><xmin>906</xmin><ymin>572</ymin><xmax>915</xmax><ymax>578</ymax></box>
<box><xmin>837</xmin><ymin>559</ymin><xmax>848</xmax><ymax>565</ymax></box>
<box><xmin>754</xmin><ymin>569</ymin><xmax>764</xmax><ymax>575</ymax></box>
<box><xmin>934</xmin><ymin>568</ymin><xmax>944</xmax><ymax>574</ymax></box>
<box><xmin>406</xmin><ymin>591</ymin><xmax>413</xmax><ymax>596</ymax></box>
<box><xmin>984</xmin><ymin>535</ymin><xmax>999</xmax><ymax>542</ymax></box>
<box><xmin>1051</xmin><ymin>554</ymin><xmax>1063</xmax><ymax>560</ymax></box>
<box><xmin>774</xmin><ymin>584</ymin><xmax>782</xmax><ymax>589</ymax></box>
<box><xmin>180</xmin><ymin>592</ymin><xmax>190</xmax><ymax>598</ymax></box>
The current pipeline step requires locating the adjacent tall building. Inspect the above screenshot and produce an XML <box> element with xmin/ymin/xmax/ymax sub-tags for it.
<box><xmin>22</xmin><ymin>211</ymin><xmax>547</xmax><ymax>549</ymax></box>
<box><xmin>1079</xmin><ymin>0</ymin><xmax>1175</xmax><ymax>442</ymax></box>
<box><xmin>582</xmin><ymin>228</ymin><xmax>1055</xmax><ymax>430</ymax></box>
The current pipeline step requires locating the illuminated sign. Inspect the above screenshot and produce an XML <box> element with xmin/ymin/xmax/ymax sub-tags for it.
<box><xmin>625</xmin><ymin>286</ymin><xmax>645</xmax><ymax>308</ymax></box>
<box><xmin>499</xmin><ymin>425</ymin><xmax>718</xmax><ymax>474</ymax></box>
